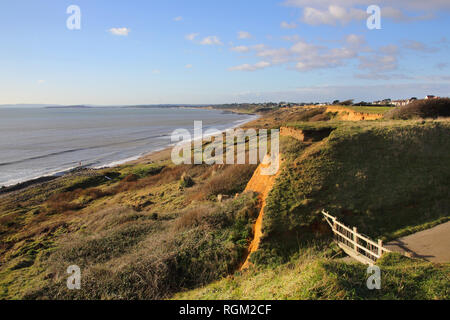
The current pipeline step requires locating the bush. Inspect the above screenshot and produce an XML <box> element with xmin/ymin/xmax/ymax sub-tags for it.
<box><xmin>123</xmin><ymin>174</ymin><xmax>139</xmax><ymax>183</ymax></box>
<box><xmin>201</xmin><ymin>165</ymin><xmax>257</xmax><ymax>198</ymax></box>
<box><xmin>384</xmin><ymin>98</ymin><xmax>450</xmax><ymax>119</ymax></box>
<box><xmin>309</xmin><ymin>113</ymin><xmax>331</xmax><ymax>122</ymax></box>
<box><xmin>179</xmin><ymin>173</ymin><xmax>195</xmax><ymax>189</ymax></box>
<box><xmin>65</xmin><ymin>173</ymin><xmax>119</xmax><ymax>192</ymax></box>
<box><xmin>173</xmin><ymin>205</ymin><xmax>215</xmax><ymax>231</ymax></box>
<box><xmin>25</xmin><ymin>193</ymin><xmax>259</xmax><ymax>300</ymax></box>
<box><xmin>296</xmin><ymin>108</ymin><xmax>327</xmax><ymax>122</ymax></box>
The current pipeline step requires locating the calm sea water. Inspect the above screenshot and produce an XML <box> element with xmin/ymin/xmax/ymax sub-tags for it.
<box><xmin>0</xmin><ymin>107</ymin><xmax>256</xmax><ymax>186</ymax></box>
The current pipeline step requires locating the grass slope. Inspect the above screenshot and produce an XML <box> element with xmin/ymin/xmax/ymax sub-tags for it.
<box><xmin>174</xmin><ymin>250</ymin><xmax>449</xmax><ymax>300</ymax></box>
<box><xmin>257</xmin><ymin>120</ymin><xmax>450</xmax><ymax>264</ymax></box>
<box><xmin>1</xmin><ymin>109</ymin><xmax>449</xmax><ymax>300</ymax></box>
<box><xmin>175</xmin><ymin>119</ymin><xmax>450</xmax><ymax>300</ymax></box>
<box><xmin>0</xmin><ymin>157</ymin><xmax>258</xmax><ymax>299</ymax></box>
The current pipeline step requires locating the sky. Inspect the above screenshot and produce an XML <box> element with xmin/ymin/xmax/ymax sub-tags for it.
<box><xmin>0</xmin><ymin>0</ymin><xmax>449</xmax><ymax>105</ymax></box>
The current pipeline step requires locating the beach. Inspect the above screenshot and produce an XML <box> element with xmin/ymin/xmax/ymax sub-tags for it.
<box><xmin>0</xmin><ymin>107</ymin><xmax>258</xmax><ymax>194</ymax></box>
<box><xmin>0</xmin><ymin>106</ymin><xmax>257</xmax><ymax>189</ymax></box>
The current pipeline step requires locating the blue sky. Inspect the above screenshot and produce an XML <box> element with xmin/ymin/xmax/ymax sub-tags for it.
<box><xmin>0</xmin><ymin>0</ymin><xmax>449</xmax><ymax>105</ymax></box>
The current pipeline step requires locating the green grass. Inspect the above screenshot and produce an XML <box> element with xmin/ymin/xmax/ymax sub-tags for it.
<box><xmin>174</xmin><ymin>250</ymin><xmax>449</xmax><ymax>300</ymax></box>
<box><xmin>0</xmin><ymin>156</ymin><xmax>260</xmax><ymax>299</ymax></box>
<box><xmin>259</xmin><ymin>120</ymin><xmax>450</xmax><ymax>262</ymax></box>
<box><xmin>346</xmin><ymin>106</ymin><xmax>392</xmax><ymax>114</ymax></box>
<box><xmin>117</xmin><ymin>163</ymin><xmax>165</xmax><ymax>179</ymax></box>
<box><xmin>388</xmin><ymin>216</ymin><xmax>450</xmax><ymax>240</ymax></box>
<box><xmin>1</xmin><ymin>113</ymin><xmax>449</xmax><ymax>300</ymax></box>
<box><xmin>22</xmin><ymin>192</ymin><xmax>259</xmax><ymax>300</ymax></box>
<box><xmin>174</xmin><ymin>119</ymin><xmax>450</xmax><ymax>301</ymax></box>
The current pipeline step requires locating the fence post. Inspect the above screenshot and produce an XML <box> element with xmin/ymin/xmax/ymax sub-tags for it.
<box><xmin>353</xmin><ymin>227</ymin><xmax>358</xmax><ymax>253</ymax></box>
<box><xmin>378</xmin><ymin>239</ymin><xmax>383</xmax><ymax>257</ymax></box>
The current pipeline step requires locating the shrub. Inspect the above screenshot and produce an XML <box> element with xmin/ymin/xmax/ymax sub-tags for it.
<box><xmin>131</xmin><ymin>165</ymin><xmax>164</xmax><ymax>178</ymax></box>
<box><xmin>65</xmin><ymin>173</ymin><xmax>119</xmax><ymax>192</ymax></box>
<box><xmin>309</xmin><ymin>113</ymin><xmax>331</xmax><ymax>122</ymax></box>
<box><xmin>173</xmin><ymin>205</ymin><xmax>216</xmax><ymax>231</ymax></box>
<box><xmin>384</xmin><ymin>98</ymin><xmax>450</xmax><ymax>119</ymax></box>
<box><xmin>112</xmin><ymin>166</ymin><xmax>187</xmax><ymax>193</ymax></box>
<box><xmin>123</xmin><ymin>174</ymin><xmax>139</xmax><ymax>183</ymax></box>
<box><xmin>296</xmin><ymin>108</ymin><xmax>327</xmax><ymax>122</ymax></box>
<box><xmin>83</xmin><ymin>188</ymin><xmax>111</xmax><ymax>200</ymax></box>
<box><xmin>201</xmin><ymin>164</ymin><xmax>257</xmax><ymax>199</ymax></box>
<box><xmin>25</xmin><ymin>193</ymin><xmax>259</xmax><ymax>300</ymax></box>
<box><xmin>179</xmin><ymin>173</ymin><xmax>195</xmax><ymax>189</ymax></box>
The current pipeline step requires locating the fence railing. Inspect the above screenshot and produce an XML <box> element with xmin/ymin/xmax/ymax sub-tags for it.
<box><xmin>322</xmin><ymin>210</ymin><xmax>390</xmax><ymax>265</ymax></box>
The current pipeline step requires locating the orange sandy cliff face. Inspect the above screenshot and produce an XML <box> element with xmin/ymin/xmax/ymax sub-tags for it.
<box><xmin>280</xmin><ymin>127</ymin><xmax>306</xmax><ymax>141</ymax></box>
<box><xmin>241</xmin><ymin>158</ymin><xmax>282</xmax><ymax>270</ymax></box>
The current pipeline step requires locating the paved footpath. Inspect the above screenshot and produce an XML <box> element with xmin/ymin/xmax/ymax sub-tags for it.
<box><xmin>385</xmin><ymin>221</ymin><xmax>450</xmax><ymax>263</ymax></box>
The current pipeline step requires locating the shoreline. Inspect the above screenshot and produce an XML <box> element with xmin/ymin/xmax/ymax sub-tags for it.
<box><xmin>0</xmin><ymin>112</ymin><xmax>260</xmax><ymax>195</ymax></box>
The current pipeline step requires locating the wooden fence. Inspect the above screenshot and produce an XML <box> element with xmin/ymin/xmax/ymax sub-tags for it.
<box><xmin>322</xmin><ymin>210</ymin><xmax>391</xmax><ymax>265</ymax></box>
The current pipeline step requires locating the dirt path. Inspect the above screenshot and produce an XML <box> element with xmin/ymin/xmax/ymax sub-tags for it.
<box><xmin>240</xmin><ymin>158</ymin><xmax>282</xmax><ymax>270</ymax></box>
<box><xmin>385</xmin><ymin>221</ymin><xmax>450</xmax><ymax>263</ymax></box>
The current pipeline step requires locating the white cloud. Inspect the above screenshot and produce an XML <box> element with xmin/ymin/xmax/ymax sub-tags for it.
<box><xmin>200</xmin><ymin>36</ymin><xmax>223</xmax><ymax>45</ymax></box>
<box><xmin>355</xmin><ymin>73</ymin><xmax>412</xmax><ymax>80</ymax></box>
<box><xmin>228</xmin><ymin>35</ymin><xmax>369</xmax><ymax>73</ymax></box>
<box><xmin>283</xmin><ymin>0</ymin><xmax>450</xmax><ymax>11</ymax></box>
<box><xmin>284</xmin><ymin>0</ymin><xmax>448</xmax><ymax>25</ymax></box>
<box><xmin>281</xmin><ymin>21</ymin><xmax>297</xmax><ymax>29</ymax></box>
<box><xmin>302</xmin><ymin>5</ymin><xmax>366</xmax><ymax>25</ymax></box>
<box><xmin>229</xmin><ymin>82</ymin><xmax>450</xmax><ymax>102</ymax></box>
<box><xmin>108</xmin><ymin>27</ymin><xmax>131</xmax><ymax>36</ymax></box>
<box><xmin>358</xmin><ymin>54</ymin><xmax>398</xmax><ymax>72</ymax></box>
<box><xmin>173</xmin><ymin>16</ymin><xmax>183</xmax><ymax>22</ymax></box>
<box><xmin>381</xmin><ymin>7</ymin><xmax>433</xmax><ymax>22</ymax></box>
<box><xmin>229</xmin><ymin>61</ymin><xmax>271</xmax><ymax>71</ymax></box>
<box><xmin>37</xmin><ymin>80</ymin><xmax>45</xmax><ymax>85</ymax></box>
<box><xmin>282</xmin><ymin>35</ymin><xmax>301</xmax><ymax>42</ymax></box>
<box><xmin>185</xmin><ymin>64</ymin><xmax>193</xmax><ymax>69</ymax></box>
<box><xmin>291</xmin><ymin>41</ymin><xmax>318</xmax><ymax>54</ymax></box>
<box><xmin>403</xmin><ymin>40</ymin><xmax>438</xmax><ymax>52</ymax></box>
<box><xmin>185</xmin><ymin>33</ymin><xmax>199</xmax><ymax>41</ymax></box>
<box><xmin>252</xmin><ymin>44</ymin><xmax>267</xmax><ymax>51</ymax></box>
<box><xmin>231</xmin><ymin>45</ymin><xmax>250</xmax><ymax>53</ymax></box>
<box><xmin>238</xmin><ymin>31</ymin><xmax>252</xmax><ymax>39</ymax></box>
<box><xmin>295</xmin><ymin>46</ymin><xmax>357</xmax><ymax>71</ymax></box>
<box><xmin>379</xmin><ymin>44</ymin><xmax>399</xmax><ymax>55</ymax></box>
<box><xmin>257</xmin><ymin>47</ymin><xmax>292</xmax><ymax>64</ymax></box>
<box><xmin>346</xmin><ymin>34</ymin><xmax>365</xmax><ymax>47</ymax></box>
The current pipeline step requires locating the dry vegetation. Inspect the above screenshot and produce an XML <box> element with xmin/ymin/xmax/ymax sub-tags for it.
<box><xmin>241</xmin><ymin>106</ymin><xmax>338</xmax><ymax>129</ymax></box>
<box><xmin>1</xmin><ymin>104</ymin><xmax>449</xmax><ymax>300</ymax></box>
<box><xmin>384</xmin><ymin>98</ymin><xmax>450</xmax><ymax>120</ymax></box>
<box><xmin>0</xmin><ymin>150</ymin><xmax>259</xmax><ymax>299</ymax></box>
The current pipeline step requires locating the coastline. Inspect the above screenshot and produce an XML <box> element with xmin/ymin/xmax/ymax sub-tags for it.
<box><xmin>0</xmin><ymin>111</ymin><xmax>260</xmax><ymax>195</ymax></box>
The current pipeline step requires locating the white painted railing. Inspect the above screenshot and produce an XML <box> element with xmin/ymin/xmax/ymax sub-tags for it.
<box><xmin>322</xmin><ymin>210</ymin><xmax>390</xmax><ymax>265</ymax></box>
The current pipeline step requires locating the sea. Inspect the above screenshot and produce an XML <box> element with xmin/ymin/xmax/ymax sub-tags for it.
<box><xmin>0</xmin><ymin>106</ymin><xmax>257</xmax><ymax>187</ymax></box>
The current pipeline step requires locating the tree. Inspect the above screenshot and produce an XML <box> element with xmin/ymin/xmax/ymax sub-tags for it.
<box><xmin>339</xmin><ymin>99</ymin><xmax>354</xmax><ymax>106</ymax></box>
